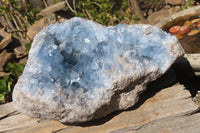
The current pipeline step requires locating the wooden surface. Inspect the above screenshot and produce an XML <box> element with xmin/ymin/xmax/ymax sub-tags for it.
<box><xmin>0</xmin><ymin>84</ymin><xmax>199</xmax><ymax>133</ymax></box>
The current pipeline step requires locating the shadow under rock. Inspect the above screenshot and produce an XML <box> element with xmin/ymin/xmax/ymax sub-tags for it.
<box><xmin>172</xmin><ymin>57</ymin><xmax>200</xmax><ymax>97</ymax></box>
<box><xmin>72</xmin><ymin>57</ymin><xmax>199</xmax><ymax>127</ymax></box>
<box><xmin>5</xmin><ymin>37</ymin><xmax>21</xmax><ymax>53</ymax></box>
<box><xmin>0</xmin><ymin>35</ymin><xmax>3</xmax><ymax>43</ymax></box>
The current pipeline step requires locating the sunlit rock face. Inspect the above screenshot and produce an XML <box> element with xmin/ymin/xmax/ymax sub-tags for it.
<box><xmin>13</xmin><ymin>17</ymin><xmax>184</xmax><ymax>123</ymax></box>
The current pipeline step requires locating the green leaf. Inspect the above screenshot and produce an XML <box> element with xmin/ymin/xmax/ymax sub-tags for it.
<box><xmin>65</xmin><ymin>6</ymin><xmax>69</xmax><ymax>11</ymax></box>
<box><xmin>134</xmin><ymin>15</ymin><xmax>141</xmax><ymax>22</ymax></box>
<box><xmin>0</xmin><ymin>5</ymin><xmax>7</xmax><ymax>12</ymax></box>
<box><xmin>3</xmin><ymin>75</ymin><xmax>10</xmax><ymax>82</ymax></box>
<box><xmin>25</xmin><ymin>42</ymin><xmax>32</xmax><ymax>53</ymax></box>
<box><xmin>0</xmin><ymin>94</ymin><xmax>5</xmax><ymax>103</ymax></box>
<box><xmin>6</xmin><ymin>63</ymin><xmax>14</xmax><ymax>70</ymax></box>
<box><xmin>16</xmin><ymin>63</ymin><xmax>24</xmax><ymax>72</ymax></box>
<box><xmin>124</xmin><ymin>16</ymin><xmax>129</xmax><ymax>20</ymax></box>
<box><xmin>7</xmin><ymin>81</ymin><xmax>12</xmax><ymax>93</ymax></box>
<box><xmin>0</xmin><ymin>80</ymin><xmax>7</xmax><ymax>93</ymax></box>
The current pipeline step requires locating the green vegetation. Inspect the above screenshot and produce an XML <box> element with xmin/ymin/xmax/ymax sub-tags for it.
<box><xmin>25</xmin><ymin>42</ymin><xmax>32</xmax><ymax>53</ymax></box>
<box><xmin>0</xmin><ymin>63</ymin><xmax>24</xmax><ymax>104</ymax></box>
<box><xmin>133</xmin><ymin>15</ymin><xmax>141</xmax><ymax>22</ymax></box>
<box><xmin>0</xmin><ymin>0</ymin><xmax>36</xmax><ymax>104</ymax></box>
<box><xmin>75</xmin><ymin>0</ymin><xmax>118</xmax><ymax>25</ymax></box>
<box><xmin>0</xmin><ymin>0</ymin><xmax>40</xmax><ymax>39</ymax></box>
<box><xmin>183</xmin><ymin>0</ymin><xmax>195</xmax><ymax>9</ymax></box>
<box><xmin>66</xmin><ymin>0</ymin><xmax>139</xmax><ymax>25</ymax></box>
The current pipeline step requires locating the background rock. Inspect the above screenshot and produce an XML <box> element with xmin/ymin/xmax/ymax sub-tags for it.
<box><xmin>147</xmin><ymin>5</ymin><xmax>182</xmax><ymax>25</ymax></box>
<box><xmin>0</xmin><ymin>28</ymin><xmax>12</xmax><ymax>51</ymax></box>
<box><xmin>0</xmin><ymin>72</ymin><xmax>10</xmax><ymax>78</ymax></box>
<box><xmin>27</xmin><ymin>14</ymin><xmax>66</xmax><ymax>40</ymax></box>
<box><xmin>17</xmin><ymin>0</ymin><xmax>64</xmax><ymax>11</ymax></box>
<box><xmin>184</xmin><ymin>54</ymin><xmax>200</xmax><ymax>72</ymax></box>
<box><xmin>166</xmin><ymin>0</ymin><xmax>185</xmax><ymax>6</ymax></box>
<box><xmin>38</xmin><ymin>1</ymin><xmax>66</xmax><ymax>17</ymax></box>
<box><xmin>13</xmin><ymin>17</ymin><xmax>184</xmax><ymax>123</ymax></box>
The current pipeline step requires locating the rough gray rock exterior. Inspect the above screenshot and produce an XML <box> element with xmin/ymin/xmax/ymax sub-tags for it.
<box><xmin>13</xmin><ymin>17</ymin><xmax>184</xmax><ymax>123</ymax></box>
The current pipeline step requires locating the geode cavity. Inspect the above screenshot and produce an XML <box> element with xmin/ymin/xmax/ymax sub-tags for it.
<box><xmin>13</xmin><ymin>17</ymin><xmax>184</xmax><ymax>123</ymax></box>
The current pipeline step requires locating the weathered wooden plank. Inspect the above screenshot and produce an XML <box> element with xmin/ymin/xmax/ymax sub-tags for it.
<box><xmin>0</xmin><ymin>114</ymin><xmax>67</xmax><ymax>133</ymax></box>
<box><xmin>117</xmin><ymin>112</ymin><xmax>200</xmax><ymax>133</ymax></box>
<box><xmin>0</xmin><ymin>102</ymin><xmax>17</xmax><ymax>119</ymax></box>
<box><xmin>0</xmin><ymin>84</ymin><xmax>198</xmax><ymax>133</ymax></box>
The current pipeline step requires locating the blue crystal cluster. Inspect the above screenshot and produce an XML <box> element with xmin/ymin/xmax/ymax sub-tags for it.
<box><xmin>13</xmin><ymin>17</ymin><xmax>185</xmax><ymax>123</ymax></box>
<box><xmin>19</xmin><ymin>17</ymin><xmax>179</xmax><ymax>101</ymax></box>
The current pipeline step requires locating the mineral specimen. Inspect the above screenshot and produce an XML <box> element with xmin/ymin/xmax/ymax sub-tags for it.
<box><xmin>13</xmin><ymin>17</ymin><xmax>184</xmax><ymax>123</ymax></box>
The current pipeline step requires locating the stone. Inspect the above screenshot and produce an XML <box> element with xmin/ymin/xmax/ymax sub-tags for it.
<box><xmin>38</xmin><ymin>1</ymin><xmax>66</xmax><ymax>17</ymax></box>
<box><xmin>166</xmin><ymin>0</ymin><xmax>185</xmax><ymax>5</ymax></box>
<box><xmin>13</xmin><ymin>17</ymin><xmax>184</xmax><ymax>123</ymax></box>
<box><xmin>24</xmin><ymin>0</ymin><xmax>63</xmax><ymax>11</ymax></box>
<box><xmin>184</xmin><ymin>54</ymin><xmax>200</xmax><ymax>75</ymax></box>
<box><xmin>147</xmin><ymin>5</ymin><xmax>182</xmax><ymax>25</ymax></box>
<box><xmin>27</xmin><ymin>14</ymin><xmax>66</xmax><ymax>40</ymax></box>
<box><xmin>156</xmin><ymin>6</ymin><xmax>200</xmax><ymax>29</ymax></box>
<box><xmin>0</xmin><ymin>28</ymin><xmax>12</xmax><ymax>51</ymax></box>
<box><xmin>0</xmin><ymin>72</ymin><xmax>10</xmax><ymax>78</ymax></box>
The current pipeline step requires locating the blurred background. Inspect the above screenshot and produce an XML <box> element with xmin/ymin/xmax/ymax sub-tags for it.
<box><xmin>0</xmin><ymin>0</ymin><xmax>199</xmax><ymax>104</ymax></box>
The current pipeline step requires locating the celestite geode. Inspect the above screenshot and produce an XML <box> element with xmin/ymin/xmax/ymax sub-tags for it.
<box><xmin>13</xmin><ymin>17</ymin><xmax>184</xmax><ymax>123</ymax></box>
